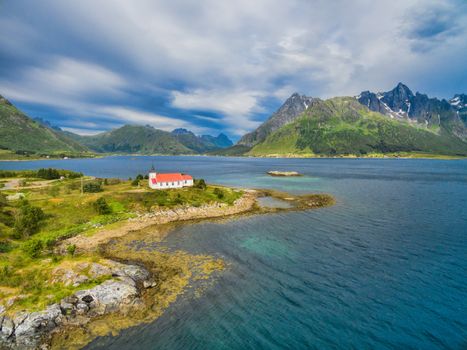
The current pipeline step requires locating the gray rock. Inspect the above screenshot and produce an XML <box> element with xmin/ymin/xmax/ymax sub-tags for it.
<box><xmin>59</xmin><ymin>301</ymin><xmax>74</xmax><ymax>315</ymax></box>
<box><xmin>88</xmin><ymin>263</ymin><xmax>112</xmax><ymax>278</ymax></box>
<box><xmin>75</xmin><ymin>303</ymin><xmax>89</xmax><ymax>315</ymax></box>
<box><xmin>62</xmin><ymin>295</ymin><xmax>78</xmax><ymax>305</ymax></box>
<box><xmin>143</xmin><ymin>280</ymin><xmax>157</xmax><ymax>289</ymax></box>
<box><xmin>0</xmin><ymin>316</ymin><xmax>14</xmax><ymax>338</ymax></box>
<box><xmin>75</xmin><ymin>279</ymin><xmax>138</xmax><ymax>315</ymax></box>
<box><xmin>111</xmin><ymin>263</ymin><xmax>150</xmax><ymax>284</ymax></box>
<box><xmin>14</xmin><ymin>304</ymin><xmax>61</xmax><ymax>349</ymax></box>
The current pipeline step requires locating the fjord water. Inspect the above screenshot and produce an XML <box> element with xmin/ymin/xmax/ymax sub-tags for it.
<box><xmin>1</xmin><ymin>157</ymin><xmax>466</xmax><ymax>349</ymax></box>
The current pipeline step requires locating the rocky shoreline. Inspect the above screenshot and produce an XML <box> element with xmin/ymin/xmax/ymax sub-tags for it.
<box><xmin>0</xmin><ymin>189</ymin><xmax>334</xmax><ymax>349</ymax></box>
<box><xmin>0</xmin><ymin>260</ymin><xmax>155</xmax><ymax>349</ymax></box>
<box><xmin>57</xmin><ymin>190</ymin><xmax>258</xmax><ymax>254</ymax></box>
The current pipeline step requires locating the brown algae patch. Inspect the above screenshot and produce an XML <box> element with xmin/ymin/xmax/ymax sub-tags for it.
<box><xmin>49</xmin><ymin>224</ymin><xmax>225</xmax><ymax>350</ymax></box>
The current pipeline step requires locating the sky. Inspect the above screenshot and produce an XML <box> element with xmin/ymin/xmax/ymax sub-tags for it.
<box><xmin>0</xmin><ymin>0</ymin><xmax>466</xmax><ymax>140</ymax></box>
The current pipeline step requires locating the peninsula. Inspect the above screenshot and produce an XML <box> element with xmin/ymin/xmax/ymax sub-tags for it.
<box><xmin>0</xmin><ymin>168</ymin><xmax>334</xmax><ymax>349</ymax></box>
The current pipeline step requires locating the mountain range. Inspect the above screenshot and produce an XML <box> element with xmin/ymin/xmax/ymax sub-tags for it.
<box><xmin>0</xmin><ymin>95</ymin><xmax>88</xmax><ymax>155</ymax></box>
<box><xmin>232</xmin><ymin>83</ymin><xmax>467</xmax><ymax>157</ymax></box>
<box><xmin>1</xmin><ymin>83</ymin><xmax>466</xmax><ymax>159</ymax></box>
<box><xmin>0</xmin><ymin>95</ymin><xmax>233</xmax><ymax>157</ymax></box>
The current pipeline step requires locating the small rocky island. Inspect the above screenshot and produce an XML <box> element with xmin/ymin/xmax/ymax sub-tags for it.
<box><xmin>267</xmin><ymin>170</ymin><xmax>302</xmax><ymax>177</ymax></box>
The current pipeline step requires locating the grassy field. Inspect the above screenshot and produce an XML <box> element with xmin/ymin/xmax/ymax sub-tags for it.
<box><xmin>0</xmin><ymin>149</ymin><xmax>98</xmax><ymax>161</ymax></box>
<box><xmin>0</xmin><ymin>170</ymin><xmax>242</xmax><ymax>314</ymax></box>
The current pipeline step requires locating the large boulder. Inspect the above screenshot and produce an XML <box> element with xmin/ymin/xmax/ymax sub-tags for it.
<box><xmin>13</xmin><ymin>304</ymin><xmax>62</xmax><ymax>349</ymax></box>
<box><xmin>75</xmin><ymin>279</ymin><xmax>139</xmax><ymax>316</ymax></box>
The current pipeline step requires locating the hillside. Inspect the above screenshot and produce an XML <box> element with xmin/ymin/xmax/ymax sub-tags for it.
<box><xmin>68</xmin><ymin>125</ymin><xmax>193</xmax><ymax>155</ymax></box>
<box><xmin>65</xmin><ymin>126</ymin><xmax>233</xmax><ymax>155</ymax></box>
<box><xmin>171</xmin><ymin>128</ymin><xmax>233</xmax><ymax>153</ymax></box>
<box><xmin>0</xmin><ymin>95</ymin><xmax>89</xmax><ymax>156</ymax></box>
<box><xmin>238</xmin><ymin>93</ymin><xmax>315</xmax><ymax>147</ymax></box>
<box><xmin>245</xmin><ymin>97</ymin><xmax>467</xmax><ymax>157</ymax></box>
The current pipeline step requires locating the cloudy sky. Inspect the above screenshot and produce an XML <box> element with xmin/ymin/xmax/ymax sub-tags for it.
<box><xmin>1</xmin><ymin>0</ymin><xmax>466</xmax><ymax>139</ymax></box>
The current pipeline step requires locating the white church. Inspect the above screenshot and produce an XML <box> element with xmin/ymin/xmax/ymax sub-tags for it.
<box><xmin>148</xmin><ymin>171</ymin><xmax>194</xmax><ymax>190</ymax></box>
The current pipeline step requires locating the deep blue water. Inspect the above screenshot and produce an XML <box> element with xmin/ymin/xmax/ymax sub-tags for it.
<box><xmin>1</xmin><ymin>156</ymin><xmax>466</xmax><ymax>349</ymax></box>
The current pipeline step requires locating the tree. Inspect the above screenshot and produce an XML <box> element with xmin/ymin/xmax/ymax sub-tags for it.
<box><xmin>213</xmin><ymin>188</ymin><xmax>224</xmax><ymax>199</ymax></box>
<box><xmin>14</xmin><ymin>201</ymin><xmax>46</xmax><ymax>238</ymax></box>
<box><xmin>37</xmin><ymin>168</ymin><xmax>60</xmax><ymax>180</ymax></box>
<box><xmin>93</xmin><ymin>197</ymin><xmax>112</xmax><ymax>215</ymax></box>
<box><xmin>83</xmin><ymin>182</ymin><xmax>103</xmax><ymax>193</ymax></box>
<box><xmin>136</xmin><ymin>174</ymin><xmax>144</xmax><ymax>180</ymax></box>
<box><xmin>194</xmin><ymin>179</ymin><xmax>207</xmax><ymax>190</ymax></box>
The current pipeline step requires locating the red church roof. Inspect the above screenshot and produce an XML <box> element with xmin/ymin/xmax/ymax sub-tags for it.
<box><xmin>151</xmin><ymin>173</ymin><xmax>192</xmax><ymax>184</ymax></box>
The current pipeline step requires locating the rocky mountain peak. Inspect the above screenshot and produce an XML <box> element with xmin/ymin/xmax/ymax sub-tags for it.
<box><xmin>380</xmin><ymin>83</ymin><xmax>414</xmax><ymax>112</ymax></box>
<box><xmin>450</xmin><ymin>94</ymin><xmax>467</xmax><ymax>110</ymax></box>
<box><xmin>237</xmin><ymin>92</ymin><xmax>315</xmax><ymax>146</ymax></box>
<box><xmin>171</xmin><ymin>128</ymin><xmax>194</xmax><ymax>135</ymax></box>
<box><xmin>356</xmin><ymin>84</ymin><xmax>467</xmax><ymax>141</ymax></box>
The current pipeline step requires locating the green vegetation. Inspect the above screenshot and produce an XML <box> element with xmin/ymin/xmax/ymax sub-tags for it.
<box><xmin>248</xmin><ymin>97</ymin><xmax>467</xmax><ymax>157</ymax></box>
<box><xmin>194</xmin><ymin>178</ymin><xmax>207</xmax><ymax>189</ymax></box>
<box><xmin>0</xmin><ymin>168</ymin><xmax>82</xmax><ymax>179</ymax></box>
<box><xmin>0</xmin><ymin>168</ymin><xmax>243</xmax><ymax>313</ymax></box>
<box><xmin>0</xmin><ymin>95</ymin><xmax>92</xmax><ymax>157</ymax></box>
<box><xmin>67</xmin><ymin>125</ymin><xmax>193</xmax><ymax>155</ymax></box>
<box><xmin>66</xmin><ymin>244</ymin><xmax>76</xmax><ymax>256</ymax></box>
<box><xmin>209</xmin><ymin>144</ymin><xmax>252</xmax><ymax>156</ymax></box>
<box><xmin>93</xmin><ymin>197</ymin><xmax>112</xmax><ymax>215</ymax></box>
<box><xmin>83</xmin><ymin>182</ymin><xmax>103</xmax><ymax>193</ymax></box>
<box><xmin>13</xmin><ymin>200</ymin><xmax>46</xmax><ymax>239</ymax></box>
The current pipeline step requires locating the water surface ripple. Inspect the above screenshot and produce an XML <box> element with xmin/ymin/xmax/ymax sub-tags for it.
<box><xmin>1</xmin><ymin>157</ymin><xmax>466</xmax><ymax>349</ymax></box>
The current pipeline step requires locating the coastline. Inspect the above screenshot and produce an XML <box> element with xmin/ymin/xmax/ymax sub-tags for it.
<box><xmin>1</xmin><ymin>152</ymin><xmax>466</xmax><ymax>162</ymax></box>
<box><xmin>0</xmin><ymin>184</ymin><xmax>334</xmax><ymax>349</ymax></box>
<box><xmin>49</xmin><ymin>190</ymin><xmax>333</xmax><ymax>349</ymax></box>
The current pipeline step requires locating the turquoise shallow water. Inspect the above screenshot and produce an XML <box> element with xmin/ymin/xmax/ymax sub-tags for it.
<box><xmin>1</xmin><ymin>156</ymin><xmax>466</xmax><ymax>349</ymax></box>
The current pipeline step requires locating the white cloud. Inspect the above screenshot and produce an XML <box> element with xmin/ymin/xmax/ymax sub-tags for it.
<box><xmin>61</xmin><ymin>127</ymin><xmax>106</xmax><ymax>136</ymax></box>
<box><xmin>96</xmin><ymin>106</ymin><xmax>212</xmax><ymax>135</ymax></box>
<box><xmin>0</xmin><ymin>56</ymin><xmax>126</xmax><ymax>109</ymax></box>
<box><xmin>0</xmin><ymin>0</ymin><xmax>465</xmax><ymax>136</ymax></box>
<box><xmin>171</xmin><ymin>89</ymin><xmax>265</xmax><ymax>135</ymax></box>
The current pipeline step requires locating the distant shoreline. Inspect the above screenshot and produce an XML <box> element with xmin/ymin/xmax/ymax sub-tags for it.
<box><xmin>1</xmin><ymin>152</ymin><xmax>465</xmax><ymax>162</ymax></box>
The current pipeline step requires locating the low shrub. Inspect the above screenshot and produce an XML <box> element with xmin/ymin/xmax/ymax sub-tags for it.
<box><xmin>93</xmin><ymin>197</ymin><xmax>112</xmax><ymax>215</ymax></box>
<box><xmin>213</xmin><ymin>188</ymin><xmax>224</xmax><ymax>199</ymax></box>
<box><xmin>0</xmin><ymin>240</ymin><xmax>12</xmax><ymax>253</ymax></box>
<box><xmin>66</xmin><ymin>244</ymin><xmax>76</xmax><ymax>256</ymax></box>
<box><xmin>22</xmin><ymin>239</ymin><xmax>43</xmax><ymax>258</ymax></box>
<box><xmin>83</xmin><ymin>182</ymin><xmax>103</xmax><ymax>193</ymax></box>
<box><xmin>194</xmin><ymin>179</ymin><xmax>207</xmax><ymax>190</ymax></box>
<box><xmin>14</xmin><ymin>201</ymin><xmax>46</xmax><ymax>238</ymax></box>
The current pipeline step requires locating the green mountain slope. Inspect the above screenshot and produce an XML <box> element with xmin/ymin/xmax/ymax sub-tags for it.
<box><xmin>248</xmin><ymin>97</ymin><xmax>467</xmax><ymax>157</ymax></box>
<box><xmin>69</xmin><ymin>125</ymin><xmax>193</xmax><ymax>155</ymax></box>
<box><xmin>0</xmin><ymin>95</ymin><xmax>88</xmax><ymax>155</ymax></box>
<box><xmin>170</xmin><ymin>128</ymin><xmax>233</xmax><ymax>153</ymax></box>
